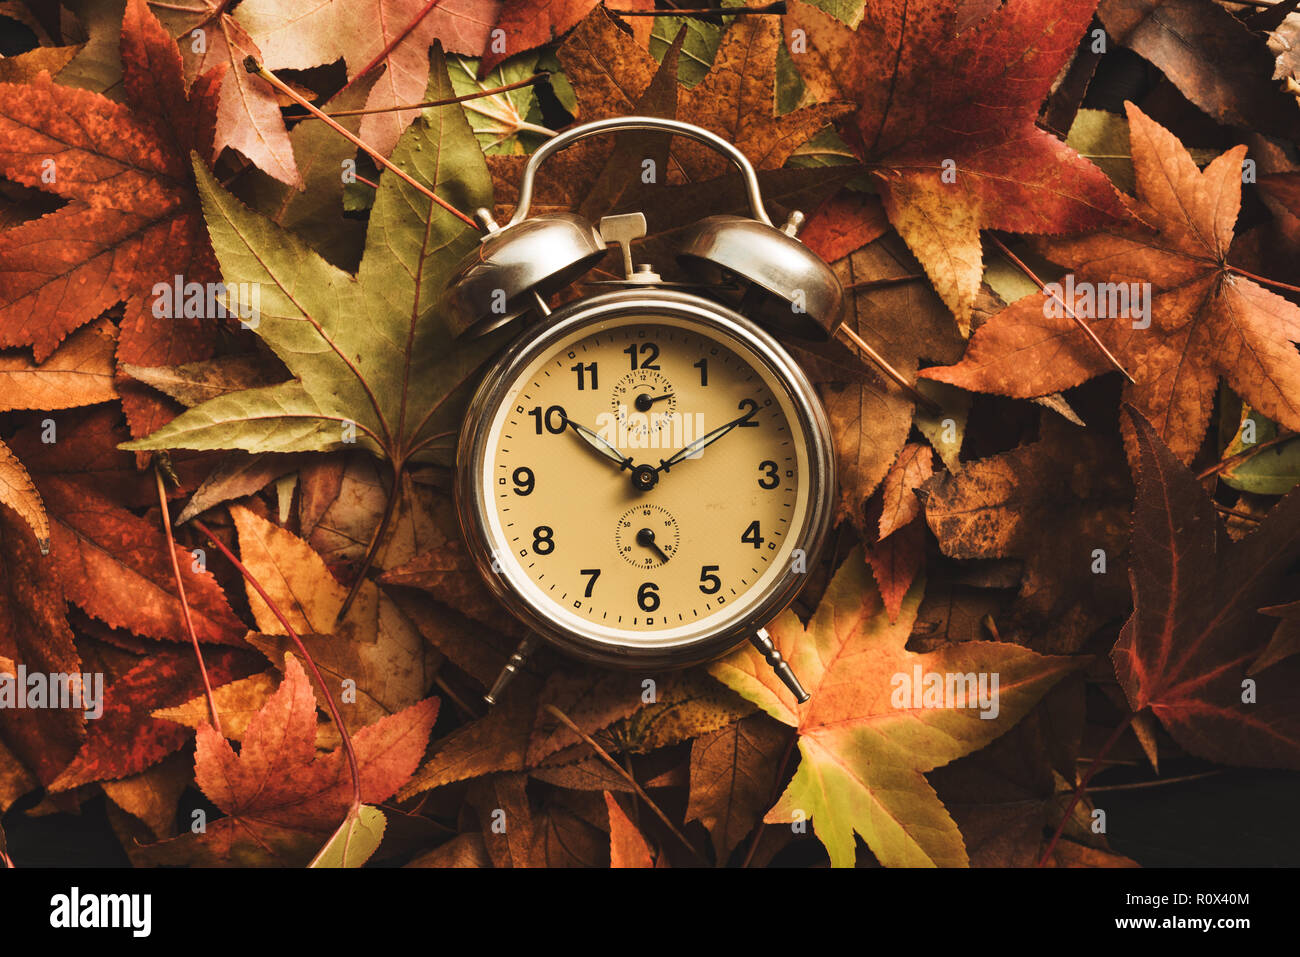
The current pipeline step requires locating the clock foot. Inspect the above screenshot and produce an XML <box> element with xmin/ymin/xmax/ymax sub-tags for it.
<box><xmin>484</xmin><ymin>635</ymin><xmax>539</xmax><ymax>706</ymax></box>
<box><xmin>750</xmin><ymin>628</ymin><xmax>810</xmax><ymax>703</ymax></box>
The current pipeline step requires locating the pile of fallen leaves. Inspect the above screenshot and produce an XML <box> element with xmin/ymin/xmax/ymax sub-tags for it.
<box><xmin>0</xmin><ymin>0</ymin><xmax>1298</xmax><ymax>868</ymax></box>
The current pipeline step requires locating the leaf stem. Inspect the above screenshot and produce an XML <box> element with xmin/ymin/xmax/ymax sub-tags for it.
<box><xmin>741</xmin><ymin>723</ymin><xmax>798</xmax><ymax>867</ymax></box>
<box><xmin>836</xmin><ymin>324</ymin><xmax>941</xmax><ymax>414</ymax></box>
<box><xmin>1228</xmin><ymin>266</ymin><xmax>1300</xmax><ymax>296</ymax></box>
<box><xmin>1196</xmin><ymin>431</ymin><xmax>1296</xmax><ymax>480</ymax></box>
<box><xmin>294</xmin><ymin>73</ymin><xmax>551</xmax><ymax>119</ymax></box>
<box><xmin>1036</xmin><ymin>712</ymin><xmax>1134</xmax><ymax>866</ymax></box>
<box><xmin>154</xmin><ymin>463</ymin><xmax>222</xmax><ymax>736</ymax></box>
<box><xmin>988</xmin><ymin>234</ymin><xmax>1136</xmax><ymax>385</ymax></box>
<box><xmin>191</xmin><ymin>519</ymin><xmax>363</xmax><ymax>812</ymax></box>
<box><xmin>336</xmin><ymin>459</ymin><xmax>406</xmax><ymax>622</ymax></box>
<box><xmin>244</xmin><ymin>58</ymin><xmax>479</xmax><ymax>229</ymax></box>
<box><xmin>543</xmin><ymin>703</ymin><xmax>707</xmax><ymax>864</ymax></box>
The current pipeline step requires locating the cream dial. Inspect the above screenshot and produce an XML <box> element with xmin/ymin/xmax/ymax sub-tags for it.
<box><xmin>480</xmin><ymin>312</ymin><xmax>811</xmax><ymax>646</ymax></box>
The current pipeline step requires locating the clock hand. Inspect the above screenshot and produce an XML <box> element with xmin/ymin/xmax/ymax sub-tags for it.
<box><xmin>634</xmin><ymin>527</ymin><xmax>671</xmax><ymax>564</ymax></box>
<box><xmin>558</xmin><ymin>413</ymin><xmax>634</xmax><ymax>471</ymax></box>
<box><xmin>654</xmin><ymin>405</ymin><xmax>756</xmax><ymax>475</ymax></box>
<box><xmin>633</xmin><ymin>392</ymin><xmax>675</xmax><ymax>412</ymax></box>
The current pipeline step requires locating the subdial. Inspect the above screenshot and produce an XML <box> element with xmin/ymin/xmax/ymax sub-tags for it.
<box><xmin>611</xmin><ymin>370</ymin><xmax>677</xmax><ymax>440</ymax></box>
<box><xmin>615</xmin><ymin>503</ymin><xmax>680</xmax><ymax>568</ymax></box>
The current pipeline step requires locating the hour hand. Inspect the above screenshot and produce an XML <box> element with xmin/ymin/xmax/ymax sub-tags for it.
<box><xmin>559</xmin><ymin>414</ymin><xmax>633</xmax><ymax>471</ymax></box>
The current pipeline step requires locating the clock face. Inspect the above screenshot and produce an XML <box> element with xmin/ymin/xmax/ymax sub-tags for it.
<box><xmin>464</xmin><ymin>299</ymin><xmax>827</xmax><ymax>659</ymax></box>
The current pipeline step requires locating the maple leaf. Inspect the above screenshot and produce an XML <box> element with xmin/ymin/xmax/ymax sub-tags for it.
<box><xmin>922</xmin><ymin>104</ymin><xmax>1300</xmax><ymax>464</ymax></box>
<box><xmin>784</xmin><ymin>0</ymin><xmax>1125</xmax><ymax>329</ymax></box>
<box><xmin>0</xmin><ymin>318</ymin><xmax>119</xmax><ymax>548</ymax></box>
<box><xmin>8</xmin><ymin>410</ymin><xmax>246</xmax><ymax>646</ymax></box>
<box><xmin>123</xmin><ymin>48</ymin><xmax>501</xmax><ymax>472</ymax></box>
<box><xmin>50</xmin><ymin>647</ymin><xmax>260</xmax><ymax>792</ymax></box>
<box><xmin>1112</xmin><ymin>407</ymin><xmax>1300</xmax><ymax>769</ymax></box>
<box><xmin>710</xmin><ymin>550</ymin><xmax>1079</xmax><ymax>867</ymax></box>
<box><xmin>238</xmin><ymin>0</ymin><xmax>501</xmax><ymax>158</ymax></box>
<box><xmin>229</xmin><ymin>506</ymin><xmax>438</xmax><ymax>727</ymax></box>
<box><xmin>153</xmin><ymin>655</ymin><xmax>438</xmax><ymax>865</ymax></box>
<box><xmin>0</xmin><ymin>0</ymin><xmax>226</xmax><ymax>442</ymax></box>
<box><xmin>921</xmin><ymin>419</ymin><xmax>1133</xmax><ymax>653</ymax></box>
<box><xmin>149</xmin><ymin>0</ymin><xmax>300</xmax><ymax>187</ymax></box>
<box><xmin>672</xmin><ymin>13</ymin><xmax>850</xmax><ymax>180</ymax></box>
<box><xmin>479</xmin><ymin>0</ymin><xmax>653</xmax><ymax>76</ymax></box>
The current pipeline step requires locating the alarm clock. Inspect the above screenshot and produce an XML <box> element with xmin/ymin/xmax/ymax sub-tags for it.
<box><xmin>445</xmin><ymin>117</ymin><xmax>842</xmax><ymax>706</ymax></box>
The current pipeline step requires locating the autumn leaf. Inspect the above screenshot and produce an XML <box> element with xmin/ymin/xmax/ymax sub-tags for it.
<box><xmin>150</xmin><ymin>0</ymin><xmax>301</xmax><ymax>187</ymax></box>
<box><xmin>150</xmin><ymin>654</ymin><xmax>438</xmax><ymax>865</ymax></box>
<box><xmin>123</xmin><ymin>47</ymin><xmax>501</xmax><ymax>470</ymax></box>
<box><xmin>923</xmin><ymin>103</ymin><xmax>1300</xmax><ymax>464</ymax></box>
<box><xmin>710</xmin><ymin>549</ymin><xmax>1079</xmax><ymax>867</ymax></box>
<box><xmin>238</xmin><ymin>0</ymin><xmax>502</xmax><ymax>158</ymax></box>
<box><xmin>605</xmin><ymin>791</ymin><xmax>656</xmax><ymax>868</ymax></box>
<box><xmin>1112</xmin><ymin>407</ymin><xmax>1300</xmax><ymax>769</ymax></box>
<box><xmin>0</xmin><ymin>505</ymin><xmax>82</xmax><ymax>786</ymax></box>
<box><xmin>784</xmin><ymin>0</ymin><xmax>1126</xmax><ymax>329</ymax></box>
<box><xmin>50</xmin><ymin>647</ymin><xmax>261</xmax><ymax>792</ymax></box>
<box><xmin>921</xmin><ymin>419</ymin><xmax>1133</xmax><ymax>653</ymax></box>
<box><xmin>479</xmin><ymin>0</ymin><xmax>652</xmax><ymax>76</ymax></box>
<box><xmin>685</xmin><ymin>714</ymin><xmax>788</xmax><ymax>861</ymax></box>
<box><xmin>1097</xmin><ymin>0</ymin><xmax>1300</xmax><ymax>139</ymax></box>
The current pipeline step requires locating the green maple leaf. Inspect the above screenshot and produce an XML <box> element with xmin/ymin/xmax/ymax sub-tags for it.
<box><xmin>124</xmin><ymin>45</ymin><xmax>502</xmax><ymax>469</ymax></box>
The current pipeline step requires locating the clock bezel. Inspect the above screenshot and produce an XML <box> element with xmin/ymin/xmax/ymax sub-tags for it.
<box><xmin>455</xmin><ymin>288</ymin><xmax>835</xmax><ymax>670</ymax></box>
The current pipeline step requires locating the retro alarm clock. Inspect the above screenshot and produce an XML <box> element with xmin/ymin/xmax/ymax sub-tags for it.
<box><xmin>445</xmin><ymin>117</ymin><xmax>842</xmax><ymax>706</ymax></box>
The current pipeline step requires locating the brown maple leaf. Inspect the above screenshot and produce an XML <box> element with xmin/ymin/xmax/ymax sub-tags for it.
<box><xmin>0</xmin><ymin>0</ymin><xmax>225</xmax><ymax>439</ymax></box>
<box><xmin>784</xmin><ymin>0</ymin><xmax>1126</xmax><ymax>328</ymax></box>
<box><xmin>1112</xmin><ymin>407</ymin><xmax>1300</xmax><ymax>769</ymax></box>
<box><xmin>922</xmin><ymin>103</ymin><xmax>1300</xmax><ymax>464</ymax></box>
<box><xmin>479</xmin><ymin>0</ymin><xmax>652</xmax><ymax>76</ymax></box>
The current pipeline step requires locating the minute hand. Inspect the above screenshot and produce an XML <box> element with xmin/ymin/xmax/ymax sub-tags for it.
<box><xmin>655</xmin><ymin>407</ymin><xmax>756</xmax><ymax>474</ymax></box>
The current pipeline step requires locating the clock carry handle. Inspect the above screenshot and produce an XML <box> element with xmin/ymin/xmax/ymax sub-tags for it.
<box><xmin>505</xmin><ymin>116</ymin><xmax>775</xmax><ymax>229</ymax></box>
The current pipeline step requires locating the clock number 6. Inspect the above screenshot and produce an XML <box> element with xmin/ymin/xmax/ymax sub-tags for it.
<box><xmin>698</xmin><ymin>565</ymin><xmax>721</xmax><ymax>594</ymax></box>
<box><xmin>637</xmin><ymin>581</ymin><xmax>660</xmax><ymax>612</ymax></box>
<box><xmin>532</xmin><ymin>525</ymin><xmax>554</xmax><ymax>554</ymax></box>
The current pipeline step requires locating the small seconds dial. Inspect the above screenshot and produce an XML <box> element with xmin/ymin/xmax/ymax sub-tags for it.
<box><xmin>484</xmin><ymin>313</ymin><xmax>809</xmax><ymax>639</ymax></box>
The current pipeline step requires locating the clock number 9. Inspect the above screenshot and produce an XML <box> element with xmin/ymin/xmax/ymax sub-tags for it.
<box><xmin>512</xmin><ymin>467</ymin><xmax>534</xmax><ymax>495</ymax></box>
<box><xmin>637</xmin><ymin>581</ymin><xmax>660</xmax><ymax>612</ymax></box>
<box><xmin>532</xmin><ymin>525</ymin><xmax>554</xmax><ymax>554</ymax></box>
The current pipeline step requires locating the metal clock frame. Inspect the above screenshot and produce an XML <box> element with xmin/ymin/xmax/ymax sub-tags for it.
<box><xmin>456</xmin><ymin>287</ymin><xmax>836</xmax><ymax>673</ymax></box>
